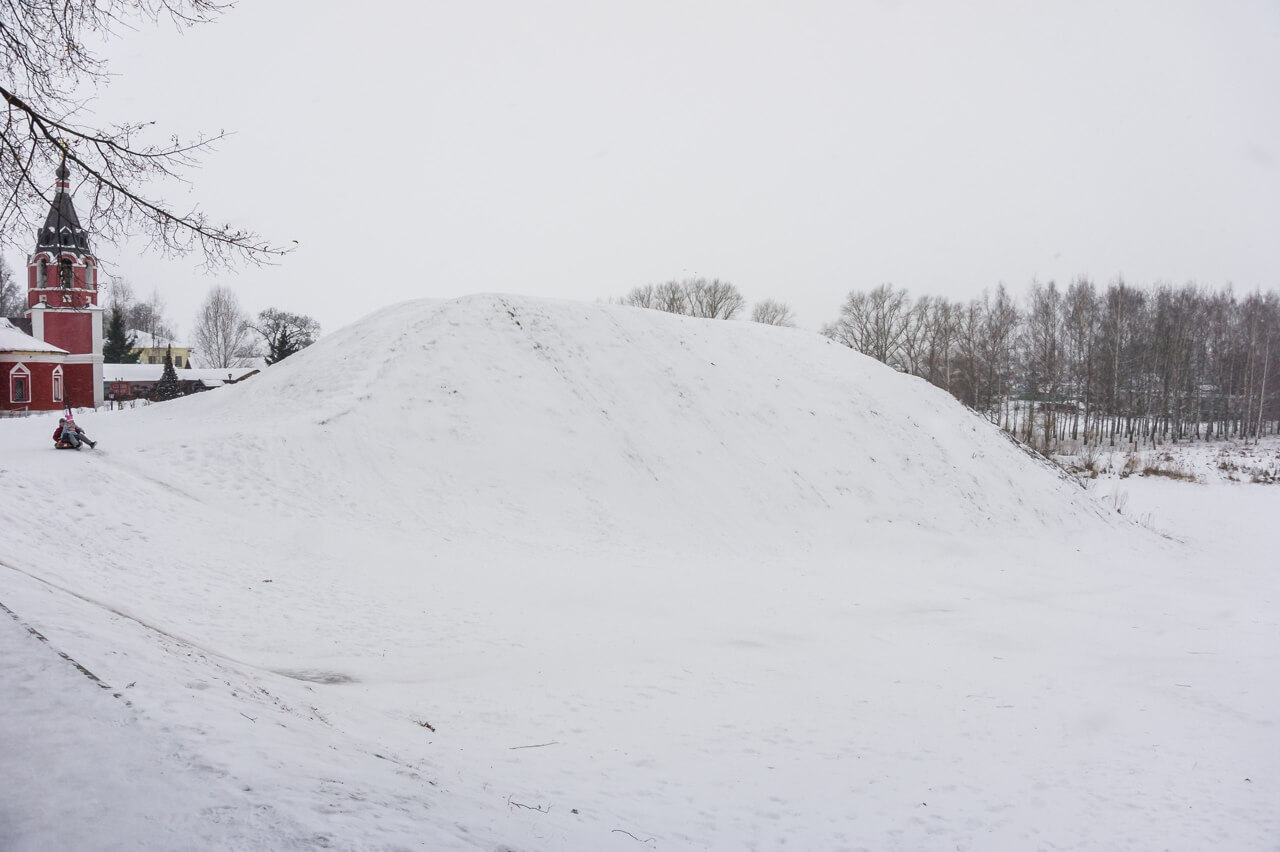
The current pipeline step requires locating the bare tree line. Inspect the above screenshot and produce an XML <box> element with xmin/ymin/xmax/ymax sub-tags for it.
<box><xmin>621</xmin><ymin>278</ymin><xmax>748</xmax><ymax>320</ymax></box>
<box><xmin>824</xmin><ymin>280</ymin><xmax>1280</xmax><ymax>449</ymax></box>
<box><xmin>618</xmin><ymin>278</ymin><xmax>797</xmax><ymax>327</ymax></box>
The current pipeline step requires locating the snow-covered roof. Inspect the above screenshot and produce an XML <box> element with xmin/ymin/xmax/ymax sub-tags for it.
<box><xmin>0</xmin><ymin>318</ymin><xmax>68</xmax><ymax>354</ymax></box>
<box><xmin>102</xmin><ymin>364</ymin><xmax>257</xmax><ymax>383</ymax></box>
<box><xmin>130</xmin><ymin>330</ymin><xmax>191</xmax><ymax>350</ymax></box>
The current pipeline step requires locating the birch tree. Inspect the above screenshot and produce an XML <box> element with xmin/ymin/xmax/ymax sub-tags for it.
<box><xmin>192</xmin><ymin>285</ymin><xmax>253</xmax><ymax>369</ymax></box>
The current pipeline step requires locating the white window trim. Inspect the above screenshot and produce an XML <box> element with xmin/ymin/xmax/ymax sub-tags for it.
<box><xmin>9</xmin><ymin>362</ymin><xmax>31</xmax><ymax>404</ymax></box>
<box><xmin>51</xmin><ymin>365</ymin><xmax>64</xmax><ymax>403</ymax></box>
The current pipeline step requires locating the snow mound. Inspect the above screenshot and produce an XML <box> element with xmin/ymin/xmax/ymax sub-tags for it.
<box><xmin>109</xmin><ymin>294</ymin><xmax>1107</xmax><ymax>551</ymax></box>
<box><xmin>6</xmin><ymin>295</ymin><xmax>1274</xmax><ymax>852</ymax></box>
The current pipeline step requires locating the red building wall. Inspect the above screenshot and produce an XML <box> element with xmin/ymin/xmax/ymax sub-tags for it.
<box><xmin>1</xmin><ymin>361</ymin><xmax>61</xmax><ymax>412</ymax></box>
<box><xmin>63</xmin><ymin>363</ymin><xmax>94</xmax><ymax>408</ymax></box>
<box><xmin>40</xmin><ymin>312</ymin><xmax>94</xmax><ymax>354</ymax></box>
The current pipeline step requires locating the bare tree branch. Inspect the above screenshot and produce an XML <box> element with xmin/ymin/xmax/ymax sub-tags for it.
<box><xmin>0</xmin><ymin>1</ymin><xmax>290</xmax><ymax>268</ymax></box>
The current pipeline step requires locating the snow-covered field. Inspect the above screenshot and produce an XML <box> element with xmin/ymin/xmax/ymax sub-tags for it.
<box><xmin>2</xmin><ymin>295</ymin><xmax>1276</xmax><ymax>851</ymax></box>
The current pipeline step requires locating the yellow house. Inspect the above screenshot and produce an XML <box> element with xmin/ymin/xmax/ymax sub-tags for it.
<box><xmin>130</xmin><ymin>331</ymin><xmax>193</xmax><ymax>369</ymax></box>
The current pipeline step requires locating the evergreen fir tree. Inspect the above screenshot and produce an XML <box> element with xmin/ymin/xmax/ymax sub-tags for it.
<box><xmin>103</xmin><ymin>306</ymin><xmax>140</xmax><ymax>363</ymax></box>
<box><xmin>150</xmin><ymin>347</ymin><xmax>182</xmax><ymax>401</ymax></box>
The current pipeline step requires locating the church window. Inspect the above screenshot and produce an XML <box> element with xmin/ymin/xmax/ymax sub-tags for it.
<box><xmin>52</xmin><ymin>367</ymin><xmax>64</xmax><ymax>403</ymax></box>
<box><xmin>60</xmin><ymin>258</ymin><xmax>73</xmax><ymax>288</ymax></box>
<box><xmin>84</xmin><ymin>263</ymin><xmax>96</xmax><ymax>290</ymax></box>
<box><xmin>9</xmin><ymin>364</ymin><xmax>31</xmax><ymax>403</ymax></box>
<box><xmin>37</xmin><ymin>257</ymin><xmax>48</xmax><ymax>287</ymax></box>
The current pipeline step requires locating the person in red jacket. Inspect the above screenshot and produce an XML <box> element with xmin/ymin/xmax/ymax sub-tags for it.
<box><xmin>53</xmin><ymin>417</ymin><xmax>96</xmax><ymax>449</ymax></box>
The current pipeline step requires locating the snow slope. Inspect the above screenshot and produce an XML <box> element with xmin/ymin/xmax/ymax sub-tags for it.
<box><xmin>1</xmin><ymin>295</ymin><xmax>1276</xmax><ymax>851</ymax></box>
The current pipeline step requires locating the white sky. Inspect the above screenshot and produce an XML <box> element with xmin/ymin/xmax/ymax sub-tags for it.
<box><xmin>9</xmin><ymin>0</ymin><xmax>1280</xmax><ymax>337</ymax></box>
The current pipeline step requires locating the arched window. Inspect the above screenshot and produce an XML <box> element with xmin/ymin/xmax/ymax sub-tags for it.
<box><xmin>84</xmin><ymin>262</ymin><xmax>96</xmax><ymax>290</ymax></box>
<box><xmin>52</xmin><ymin>366</ymin><xmax>64</xmax><ymax>403</ymax></box>
<box><xmin>37</xmin><ymin>257</ymin><xmax>48</xmax><ymax>287</ymax></box>
<box><xmin>59</xmin><ymin>258</ymin><xmax>73</xmax><ymax>288</ymax></box>
<box><xmin>9</xmin><ymin>363</ymin><xmax>31</xmax><ymax>404</ymax></box>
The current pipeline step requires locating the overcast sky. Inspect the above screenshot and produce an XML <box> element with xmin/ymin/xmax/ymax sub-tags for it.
<box><xmin>11</xmin><ymin>0</ymin><xmax>1280</xmax><ymax>338</ymax></box>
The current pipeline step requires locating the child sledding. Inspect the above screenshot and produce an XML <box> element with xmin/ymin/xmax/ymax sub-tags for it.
<box><xmin>53</xmin><ymin>417</ymin><xmax>97</xmax><ymax>450</ymax></box>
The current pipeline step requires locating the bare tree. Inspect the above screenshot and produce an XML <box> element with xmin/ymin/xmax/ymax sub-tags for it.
<box><xmin>652</xmin><ymin>281</ymin><xmax>688</xmax><ymax>314</ymax></box>
<box><xmin>951</xmin><ymin>298</ymin><xmax>989</xmax><ymax>413</ymax></box>
<box><xmin>0</xmin><ymin>255</ymin><xmax>21</xmax><ymax>316</ymax></box>
<box><xmin>750</xmin><ymin>299</ymin><xmax>797</xmax><ymax>327</ymax></box>
<box><xmin>687</xmin><ymin>278</ymin><xmax>746</xmax><ymax>319</ymax></box>
<box><xmin>1023</xmin><ymin>280</ymin><xmax>1063</xmax><ymax>447</ymax></box>
<box><xmin>192</xmin><ymin>285</ymin><xmax>252</xmax><ymax>368</ymax></box>
<box><xmin>0</xmin><ymin>1</ymin><xmax>289</xmax><ymax>267</ymax></box>
<box><xmin>1240</xmin><ymin>290</ymin><xmax>1279</xmax><ymax>441</ymax></box>
<box><xmin>104</xmin><ymin>276</ymin><xmax>134</xmax><ymax>311</ymax></box>
<box><xmin>899</xmin><ymin>295</ymin><xmax>934</xmax><ymax>377</ymax></box>
<box><xmin>920</xmin><ymin>298</ymin><xmax>959</xmax><ymax>391</ymax></box>
<box><xmin>620</xmin><ymin>284</ymin><xmax>659</xmax><ymax>310</ymax></box>
<box><xmin>250</xmin><ymin>308</ymin><xmax>320</xmax><ymax>365</ymax></box>
<box><xmin>621</xmin><ymin>278</ymin><xmax>745</xmax><ymax>319</ymax></box>
<box><xmin>1062</xmin><ymin>277</ymin><xmax>1098</xmax><ymax>441</ymax></box>
<box><xmin>621</xmin><ymin>282</ymin><xmax>689</xmax><ymax>314</ymax></box>
<box><xmin>823</xmin><ymin>284</ymin><xmax>911</xmax><ymax>367</ymax></box>
<box><xmin>109</xmin><ymin>279</ymin><xmax>175</xmax><ymax>342</ymax></box>
<box><xmin>982</xmin><ymin>285</ymin><xmax>1019</xmax><ymax>430</ymax></box>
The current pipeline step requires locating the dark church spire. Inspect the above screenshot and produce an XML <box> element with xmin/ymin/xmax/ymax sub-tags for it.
<box><xmin>35</xmin><ymin>157</ymin><xmax>89</xmax><ymax>255</ymax></box>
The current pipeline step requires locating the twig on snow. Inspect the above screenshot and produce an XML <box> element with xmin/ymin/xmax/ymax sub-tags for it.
<box><xmin>612</xmin><ymin>828</ymin><xmax>657</xmax><ymax>845</ymax></box>
<box><xmin>509</xmin><ymin>741</ymin><xmax>558</xmax><ymax>750</ymax></box>
<box><xmin>507</xmin><ymin>796</ymin><xmax>551</xmax><ymax>813</ymax></box>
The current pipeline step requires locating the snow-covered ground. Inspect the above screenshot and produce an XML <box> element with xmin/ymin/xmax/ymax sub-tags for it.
<box><xmin>2</xmin><ymin>295</ymin><xmax>1276</xmax><ymax>851</ymax></box>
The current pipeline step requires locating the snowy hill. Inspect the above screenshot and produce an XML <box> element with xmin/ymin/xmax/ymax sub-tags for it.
<box><xmin>2</xmin><ymin>295</ymin><xmax>1276</xmax><ymax>851</ymax></box>
<box><xmin>84</xmin><ymin>294</ymin><xmax>1112</xmax><ymax>546</ymax></box>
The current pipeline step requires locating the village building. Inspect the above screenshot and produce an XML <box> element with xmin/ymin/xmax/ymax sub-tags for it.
<box><xmin>103</xmin><ymin>363</ymin><xmax>258</xmax><ymax>403</ymax></box>
<box><xmin>129</xmin><ymin>331</ymin><xmax>194</xmax><ymax>368</ymax></box>
<box><xmin>0</xmin><ymin>318</ymin><xmax>70</xmax><ymax>410</ymax></box>
<box><xmin>0</xmin><ymin>163</ymin><xmax>104</xmax><ymax>412</ymax></box>
<box><xmin>3</xmin><ymin>164</ymin><xmax>269</xmax><ymax>414</ymax></box>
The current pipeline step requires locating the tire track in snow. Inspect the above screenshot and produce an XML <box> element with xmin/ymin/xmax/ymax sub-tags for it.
<box><xmin>0</xmin><ymin>596</ymin><xmax>130</xmax><ymax>704</ymax></box>
<box><xmin>0</xmin><ymin>557</ymin><xmax>359</xmax><ymax>688</ymax></box>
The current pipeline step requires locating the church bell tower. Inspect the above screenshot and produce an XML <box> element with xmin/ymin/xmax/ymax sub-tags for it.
<box><xmin>27</xmin><ymin>162</ymin><xmax>104</xmax><ymax>407</ymax></box>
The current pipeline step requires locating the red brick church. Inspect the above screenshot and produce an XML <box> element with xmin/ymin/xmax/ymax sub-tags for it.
<box><xmin>1</xmin><ymin>163</ymin><xmax>104</xmax><ymax>412</ymax></box>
